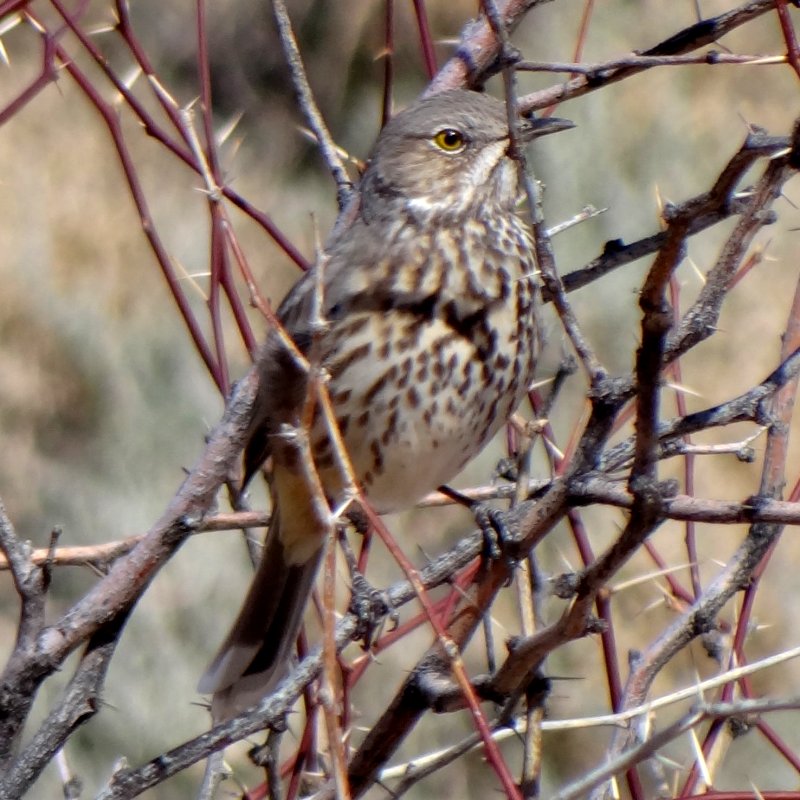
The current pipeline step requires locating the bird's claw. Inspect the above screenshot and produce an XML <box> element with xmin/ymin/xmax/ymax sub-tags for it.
<box><xmin>472</xmin><ymin>503</ymin><xmax>517</xmax><ymax>576</ymax></box>
<box><xmin>349</xmin><ymin>571</ymin><xmax>396</xmax><ymax>647</ymax></box>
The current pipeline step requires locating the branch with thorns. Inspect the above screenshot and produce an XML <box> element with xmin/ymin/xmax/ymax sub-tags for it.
<box><xmin>2</xmin><ymin>1</ymin><xmax>800</xmax><ymax>799</ymax></box>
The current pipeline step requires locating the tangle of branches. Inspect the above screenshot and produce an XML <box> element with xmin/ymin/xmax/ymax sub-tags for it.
<box><xmin>1</xmin><ymin>1</ymin><xmax>800</xmax><ymax>799</ymax></box>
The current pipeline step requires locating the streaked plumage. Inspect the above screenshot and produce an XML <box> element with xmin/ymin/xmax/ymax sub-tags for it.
<box><xmin>200</xmin><ymin>90</ymin><xmax>568</xmax><ymax>719</ymax></box>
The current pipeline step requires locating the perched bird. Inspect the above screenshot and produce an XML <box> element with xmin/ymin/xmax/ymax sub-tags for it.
<box><xmin>199</xmin><ymin>89</ymin><xmax>571</xmax><ymax>720</ymax></box>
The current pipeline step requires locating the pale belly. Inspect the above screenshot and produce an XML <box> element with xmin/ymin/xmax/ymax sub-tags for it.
<box><xmin>314</xmin><ymin>307</ymin><xmax>534</xmax><ymax>512</ymax></box>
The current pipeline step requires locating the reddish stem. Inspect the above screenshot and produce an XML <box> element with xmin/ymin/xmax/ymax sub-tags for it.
<box><xmin>0</xmin><ymin>30</ymin><xmax>58</xmax><ymax>126</ymax></box>
<box><xmin>669</xmin><ymin>277</ymin><xmax>701</xmax><ymax>599</ymax></box>
<box><xmin>47</xmin><ymin>35</ymin><xmax>221</xmax><ymax>384</ymax></box>
<box><xmin>412</xmin><ymin>0</ymin><xmax>437</xmax><ymax>80</ymax></box>
<box><xmin>382</xmin><ymin>0</ymin><xmax>395</xmax><ymax>127</ymax></box>
<box><xmin>776</xmin><ymin>0</ymin><xmax>800</xmax><ymax>81</ymax></box>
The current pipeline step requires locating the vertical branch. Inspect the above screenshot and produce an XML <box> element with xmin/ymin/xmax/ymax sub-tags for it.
<box><xmin>62</xmin><ymin>62</ymin><xmax>222</xmax><ymax>386</ymax></box>
<box><xmin>776</xmin><ymin>0</ymin><xmax>800</xmax><ymax>80</ymax></box>
<box><xmin>196</xmin><ymin>0</ymin><xmax>230</xmax><ymax>392</ymax></box>
<box><xmin>681</xmin><ymin>243</ymin><xmax>800</xmax><ymax>797</ymax></box>
<box><xmin>572</xmin><ymin>0</ymin><xmax>594</xmax><ymax>63</ymax></box>
<box><xmin>381</xmin><ymin>0</ymin><xmax>395</xmax><ymax>127</ymax></box>
<box><xmin>481</xmin><ymin>6</ymin><xmax>549</xmax><ymax>792</ymax></box>
<box><xmin>0</xmin><ymin>499</ymin><xmax>46</xmax><ymax>767</ymax></box>
<box><xmin>631</xmin><ymin>219</ymin><xmax>688</xmax><ymax>485</ymax></box>
<box><xmin>411</xmin><ymin>0</ymin><xmax>437</xmax><ymax>79</ymax></box>
<box><xmin>208</xmin><ymin>214</ymin><xmax>231</xmax><ymax>393</ymax></box>
<box><xmin>668</xmin><ymin>278</ymin><xmax>701</xmax><ymax>598</ymax></box>
<box><xmin>0</xmin><ymin>499</ymin><xmax>43</xmax><ymax>647</ymax></box>
<box><xmin>320</xmin><ymin>531</ymin><xmax>351</xmax><ymax>800</ymax></box>
<box><xmin>218</xmin><ymin>222</ymin><xmax>258</xmax><ymax>357</ymax></box>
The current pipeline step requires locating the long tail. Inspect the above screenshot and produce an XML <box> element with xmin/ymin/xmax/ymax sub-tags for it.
<box><xmin>198</xmin><ymin>507</ymin><xmax>324</xmax><ymax>721</ymax></box>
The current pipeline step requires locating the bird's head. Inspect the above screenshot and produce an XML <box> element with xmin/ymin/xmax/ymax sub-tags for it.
<box><xmin>360</xmin><ymin>90</ymin><xmax>572</xmax><ymax>222</ymax></box>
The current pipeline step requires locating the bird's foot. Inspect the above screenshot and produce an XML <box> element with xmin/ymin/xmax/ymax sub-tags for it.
<box><xmin>249</xmin><ymin>722</ymin><xmax>286</xmax><ymax>768</ymax></box>
<box><xmin>472</xmin><ymin>502</ymin><xmax>517</xmax><ymax>575</ymax></box>
<box><xmin>438</xmin><ymin>484</ymin><xmax>517</xmax><ymax>573</ymax></box>
<box><xmin>349</xmin><ymin>570</ymin><xmax>397</xmax><ymax>648</ymax></box>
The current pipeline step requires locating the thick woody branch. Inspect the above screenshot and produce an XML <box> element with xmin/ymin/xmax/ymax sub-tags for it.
<box><xmin>572</xmin><ymin>476</ymin><xmax>800</xmax><ymax>525</ymax></box>
<box><xmin>629</xmin><ymin>209</ymin><xmax>688</xmax><ymax>486</ymax></box>
<box><xmin>1</xmin><ymin>620</ymin><xmax>120</xmax><ymax>798</ymax></box>
<box><xmin>0</xmin><ymin>370</ymin><xmax>259</xmax><ymax>786</ymax></box>
<box><xmin>425</xmin><ymin>0</ymin><xmax>556</xmax><ymax>94</ymax></box>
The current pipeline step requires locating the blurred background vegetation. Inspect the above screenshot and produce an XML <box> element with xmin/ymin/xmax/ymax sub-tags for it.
<box><xmin>2</xmin><ymin>1</ymin><xmax>800</xmax><ymax>797</ymax></box>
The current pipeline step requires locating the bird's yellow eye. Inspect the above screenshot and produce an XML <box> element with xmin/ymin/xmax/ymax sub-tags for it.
<box><xmin>433</xmin><ymin>128</ymin><xmax>465</xmax><ymax>152</ymax></box>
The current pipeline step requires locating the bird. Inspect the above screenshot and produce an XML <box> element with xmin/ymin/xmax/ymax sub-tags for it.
<box><xmin>198</xmin><ymin>89</ymin><xmax>572</xmax><ymax>720</ymax></box>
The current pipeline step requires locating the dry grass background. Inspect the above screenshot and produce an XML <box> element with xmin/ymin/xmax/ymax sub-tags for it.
<box><xmin>2</xmin><ymin>0</ymin><xmax>800</xmax><ymax>797</ymax></box>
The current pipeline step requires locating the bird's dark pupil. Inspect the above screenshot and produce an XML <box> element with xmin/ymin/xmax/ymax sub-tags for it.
<box><xmin>443</xmin><ymin>130</ymin><xmax>460</xmax><ymax>146</ymax></box>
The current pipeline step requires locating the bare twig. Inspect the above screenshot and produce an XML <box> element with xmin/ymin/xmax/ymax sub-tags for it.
<box><xmin>516</xmin><ymin>0</ymin><xmax>784</xmax><ymax>112</ymax></box>
<box><xmin>273</xmin><ymin>0</ymin><xmax>354</xmax><ymax>210</ymax></box>
<box><xmin>556</xmin><ymin>695</ymin><xmax>800</xmax><ymax>800</ymax></box>
<box><xmin>517</xmin><ymin>51</ymin><xmax>787</xmax><ymax>74</ymax></box>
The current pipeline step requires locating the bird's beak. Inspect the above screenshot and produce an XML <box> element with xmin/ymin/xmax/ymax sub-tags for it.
<box><xmin>518</xmin><ymin>115</ymin><xmax>575</xmax><ymax>141</ymax></box>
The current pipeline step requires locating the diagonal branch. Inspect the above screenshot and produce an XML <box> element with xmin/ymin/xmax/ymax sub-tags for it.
<box><xmin>0</xmin><ymin>370</ymin><xmax>259</xmax><ymax>782</ymax></box>
<box><xmin>273</xmin><ymin>0</ymin><xmax>355</xmax><ymax>210</ymax></box>
<box><xmin>517</xmin><ymin>0</ymin><xmax>783</xmax><ymax>112</ymax></box>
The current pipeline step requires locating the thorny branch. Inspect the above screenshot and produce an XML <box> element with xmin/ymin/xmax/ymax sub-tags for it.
<box><xmin>517</xmin><ymin>0</ymin><xmax>789</xmax><ymax>112</ymax></box>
